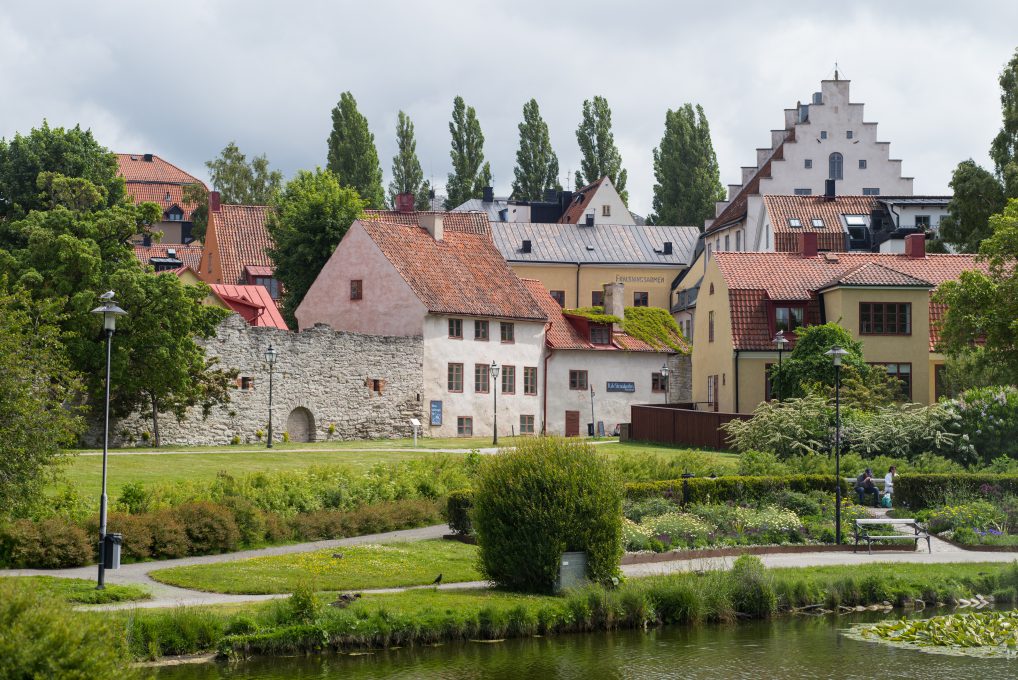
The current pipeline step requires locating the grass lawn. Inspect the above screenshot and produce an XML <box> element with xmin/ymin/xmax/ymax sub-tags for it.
<box><xmin>149</xmin><ymin>539</ymin><xmax>482</xmax><ymax>594</ymax></box>
<box><xmin>598</xmin><ymin>441</ymin><xmax>738</xmax><ymax>470</ymax></box>
<box><xmin>0</xmin><ymin>576</ymin><xmax>149</xmax><ymax>604</ymax></box>
<box><xmin>68</xmin><ymin>436</ymin><xmax>529</xmax><ymax>455</ymax></box>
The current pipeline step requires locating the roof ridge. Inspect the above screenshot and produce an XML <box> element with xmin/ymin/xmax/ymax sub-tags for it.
<box><xmin>117</xmin><ymin>153</ymin><xmax>205</xmax><ymax>185</ymax></box>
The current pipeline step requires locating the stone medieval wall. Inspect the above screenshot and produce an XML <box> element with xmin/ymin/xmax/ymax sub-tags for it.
<box><xmin>88</xmin><ymin>314</ymin><xmax>424</xmax><ymax>447</ymax></box>
<box><xmin>667</xmin><ymin>353</ymin><xmax>693</xmax><ymax>404</ymax></box>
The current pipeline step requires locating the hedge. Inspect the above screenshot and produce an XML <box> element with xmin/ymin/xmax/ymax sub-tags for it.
<box><xmin>625</xmin><ymin>475</ymin><xmax>849</xmax><ymax>504</ymax></box>
<box><xmin>445</xmin><ymin>490</ymin><xmax>473</xmax><ymax>536</ymax></box>
<box><xmin>894</xmin><ymin>474</ymin><xmax>1018</xmax><ymax>510</ymax></box>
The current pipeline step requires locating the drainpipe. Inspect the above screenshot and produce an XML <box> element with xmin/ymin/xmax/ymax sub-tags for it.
<box><xmin>734</xmin><ymin>349</ymin><xmax>741</xmax><ymax>413</ymax></box>
<box><xmin>542</xmin><ymin>348</ymin><xmax>553</xmax><ymax>434</ymax></box>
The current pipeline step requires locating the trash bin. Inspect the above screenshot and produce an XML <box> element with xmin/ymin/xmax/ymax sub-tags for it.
<box><xmin>103</xmin><ymin>533</ymin><xmax>122</xmax><ymax>570</ymax></box>
<box><xmin>619</xmin><ymin>423</ymin><xmax>631</xmax><ymax>442</ymax></box>
<box><xmin>554</xmin><ymin>551</ymin><xmax>588</xmax><ymax>593</ymax></box>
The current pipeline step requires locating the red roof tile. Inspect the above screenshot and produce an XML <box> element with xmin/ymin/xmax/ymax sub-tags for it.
<box><xmin>713</xmin><ymin>251</ymin><xmax>984</xmax><ymax>350</ymax></box>
<box><xmin>559</xmin><ymin>177</ymin><xmax>607</xmax><ymax>224</ymax></box>
<box><xmin>209</xmin><ymin>283</ymin><xmax>288</xmax><ymax>330</ymax></box>
<box><xmin>116</xmin><ymin>153</ymin><xmax>207</xmax><ymax>219</ymax></box>
<box><xmin>363</xmin><ymin>209</ymin><xmax>490</xmax><ymax>235</ymax></box>
<box><xmin>359</xmin><ymin>217</ymin><xmax>545</xmax><ymax>321</ymax></box>
<box><xmin>133</xmin><ymin>243</ymin><xmax>205</xmax><ymax>271</ymax></box>
<box><xmin>211</xmin><ymin>205</ymin><xmax>274</xmax><ymax>286</ymax></box>
<box><xmin>765</xmin><ymin>194</ymin><xmax>877</xmax><ymax>252</ymax></box>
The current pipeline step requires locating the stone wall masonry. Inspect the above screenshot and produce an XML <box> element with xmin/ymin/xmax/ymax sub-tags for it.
<box><xmin>87</xmin><ymin>314</ymin><xmax>425</xmax><ymax>447</ymax></box>
<box><xmin>667</xmin><ymin>354</ymin><xmax>692</xmax><ymax>404</ymax></box>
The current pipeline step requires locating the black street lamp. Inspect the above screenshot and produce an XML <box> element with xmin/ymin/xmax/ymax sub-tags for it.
<box><xmin>825</xmin><ymin>345</ymin><xmax>849</xmax><ymax>545</ymax></box>
<box><xmin>660</xmin><ymin>362</ymin><xmax>670</xmax><ymax>405</ymax></box>
<box><xmin>489</xmin><ymin>361</ymin><xmax>500</xmax><ymax>445</ymax></box>
<box><xmin>773</xmin><ymin>331</ymin><xmax>788</xmax><ymax>401</ymax></box>
<box><xmin>90</xmin><ymin>291</ymin><xmax>126</xmax><ymax>590</ymax></box>
<box><xmin>265</xmin><ymin>345</ymin><xmax>277</xmax><ymax>448</ymax></box>
<box><xmin>589</xmin><ymin>384</ymin><xmax>596</xmax><ymax>438</ymax></box>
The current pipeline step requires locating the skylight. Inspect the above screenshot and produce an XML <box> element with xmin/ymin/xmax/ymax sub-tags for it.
<box><xmin>844</xmin><ymin>215</ymin><xmax>866</xmax><ymax>226</ymax></box>
<box><xmin>788</xmin><ymin>218</ymin><xmax>802</xmax><ymax>228</ymax></box>
<box><xmin>811</xmin><ymin>218</ymin><xmax>824</xmax><ymax>228</ymax></box>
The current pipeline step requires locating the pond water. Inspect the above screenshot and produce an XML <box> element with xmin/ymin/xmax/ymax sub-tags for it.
<box><xmin>154</xmin><ymin>611</ymin><xmax>1017</xmax><ymax>680</ymax></box>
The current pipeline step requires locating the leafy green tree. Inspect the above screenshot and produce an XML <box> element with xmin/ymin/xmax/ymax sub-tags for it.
<box><xmin>387</xmin><ymin>111</ymin><xmax>431</xmax><ymax>210</ymax></box>
<box><xmin>326</xmin><ymin>92</ymin><xmax>385</xmax><ymax>209</ymax></box>
<box><xmin>444</xmin><ymin>96</ymin><xmax>492</xmax><ymax>209</ymax></box>
<box><xmin>990</xmin><ymin>48</ymin><xmax>1018</xmax><ymax>192</ymax></box>
<box><xmin>940</xmin><ymin>160</ymin><xmax>1006</xmax><ymax>252</ymax></box>
<box><xmin>574</xmin><ymin>96</ymin><xmax>628</xmax><ymax>203</ymax></box>
<box><xmin>0</xmin><ymin>282</ymin><xmax>83</xmax><ymax>515</ymax></box>
<box><xmin>936</xmin><ymin>198</ymin><xmax>1018</xmax><ymax>382</ymax></box>
<box><xmin>181</xmin><ymin>182</ymin><xmax>209</xmax><ymax>242</ymax></box>
<box><xmin>649</xmin><ymin>104</ymin><xmax>724</xmax><ymax>226</ymax></box>
<box><xmin>267</xmin><ymin>169</ymin><xmax>365</xmax><ymax>326</ymax></box>
<box><xmin>0</xmin><ymin>121</ymin><xmax>125</xmax><ymax>220</ymax></box>
<box><xmin>206</xmin><ymin>141</ymin><xmax>283</xmax><ymax>205</ymax></box>
<box><xmin>511</xmin><ymin>99</ymin><xmax>560</xmax><ymax>201</ymax></box>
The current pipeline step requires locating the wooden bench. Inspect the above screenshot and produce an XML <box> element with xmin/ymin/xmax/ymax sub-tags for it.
<box><xmin>854</xmin><ymin>518</ymin><xmax>931</xmax><ymax>554</ymax></box>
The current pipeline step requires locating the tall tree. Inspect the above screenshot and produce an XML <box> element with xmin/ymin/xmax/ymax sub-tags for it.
<box><xmin>574</xmin><ymin>96</ymin><xmax>628</xmax><ymax>203</ymax></box>
<box><xmin>0</xmin><ymin>121</ymin><xmax>125</xmax><ymax>220</ymax></box>
<box><xmin>990</xmin><ymin>47</ymin><xmax>1018</xmax><ymax>194</ymax></box>
<box><xmin>940</xmin><ymin>160</ymin><xmax>1006</xmax><ymax>253</ymax></box>
<box><xmin>326</xmin><ymin>92</ymin><xmax>385</xmax><ymax>209</ymax></box>
<box><xmin>205</xmin><ymin>141</ymin><xmax>283</xmax><ymax>205</ymax></box>
<box><xmin>511</xmin><ymin>99</ymin><xmax>560</xmax><ymax>201</ymax></box>
<box><xmin>648</xmin><ymin>104</ymin><xmax>724</xmax><ymax>226</ymax></box>
<box><xmin>266</xmin><ymin>169</ymin><xmax>365</xmax><ymax>326</ymax></box>
<box><xmin>444</xmin><ymin>96</ymin><xmax>492</xmax><ymax>209</ymax></box>
<box><xmin>387</xmin><ymin>111</ymin><xmax>431</xmax><ymax>210</ymax></box>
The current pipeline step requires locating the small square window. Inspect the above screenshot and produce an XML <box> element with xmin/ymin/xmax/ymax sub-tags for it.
<box><xmin>474</xmin><ymin>320</ymin><xmax>489</xmax><ymax>341</ymax></box>
<box><xmin>794</xmin><ymin>188</ymin><xmax>812</xmax><ymax>196</ymax></box>
<box><xmin>788</xmin><ymin>218</ymin><xmax>802</xmax><ymax>228</ymax></box>
<box><xmin>550</xmin><ymin>290</ymin><xmax>566</xmax><ymax>307</ymax></box>
<box><xmin>859</xmin><ymin>159</ymin><xmax>867</xmax><ymax>169</ymax></box>
<box><xmin>456</xmin><ymin>416</ymin><xmax>473</xmax><ymax>436</ymax></box>
<box><xmin>602</xmin><ymin>204</ymin><xmax>611</xmax><ymax>217</ymax></box>
<box><xmin>634</xmin><ymin>292</ymin><xmax>649</xmax><ymax>307</ymax></box>
<box><xmin>820</xmin><ymin>131</ymin><xmax>828</xmax><ymax>139</ymax></box>
<box><xmin>569</xmin><ymin>370</ymin><xmax>588</xmax><ymax>390</ymax></box>
<box><xmin>804</xmin><ymin>159</ymin><xmax>813</xmax><ymax>169</ymax></box>
<box><xmin>520</xmin><ymin>415</ymin><xmax>535</xmax><ymax>434</ymax></box>
<box><xmin>590</xmin><ymin>324</ymin><xmax>612</xmax><ymax>345</ymax></box>
<box><xmin>592</xmin><ymin>290</ymin><xmax>604</xmax><ymax>307</ymax></box>
<box><xmin>500</xmin><ymin>322</ymin><xmax>515</xmax><ymax>343</ymax></box>
<box><xmin>240</xmin><ymin>376</ymin><xmax>254</xmax><ymax>390</ymax></box>
<box><xmin>652</xmin><ymin>372</ymin><xmax>667</xmax><ymax>393</ymax></box>
<box><xmin>811</xmin><ymin>218</ymin><xmax>824</xmax><ymax>228</ymax></box>
<box><xmin>350</xmin><ymin>279</ymin><xmax>363</xmax><ymax>300</ymax></box>
<box><xmin>448</xmin><ymin>318</ymin><xmax>463</xmax><ymax>339</ymax></box>
<box><xmin>846</xmin><ymin>130</ymin><xmax>854</xmax><ymax>139</ymax></box>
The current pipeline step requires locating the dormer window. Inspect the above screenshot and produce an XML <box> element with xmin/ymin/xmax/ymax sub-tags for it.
<box><xmin>811</xmin><ymin>218</ymin><xmax>824</xmax><ymax>228</ymax></box>
<box><xmin>590</xmin><ymin>324</ymin><xmax>612</xmax><ymax>345</ymax></box>
<box><xmin>845</xmin><ymin>215</ymin><xmax>867</xmax><ymax>227</ymax></box>
<box><xmin>788</xmin><ymin>218</ymin><xmax>802</xmax><ymax>228</ymax></box>
<box><xmin>774</xmin><ymin>305</ymin><xmax>805</xmax><ymax>333</ymax></box>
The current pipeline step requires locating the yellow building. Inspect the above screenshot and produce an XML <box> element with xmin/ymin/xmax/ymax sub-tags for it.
<box><xmin>691</xmin><ymin>233</ymin><xmax>982</xmax><ymax>413</ymax></box>
<box><xmin>490</xmin><ymin>222</ymin><xmax>700</xmax><ymax>310</ymax></box>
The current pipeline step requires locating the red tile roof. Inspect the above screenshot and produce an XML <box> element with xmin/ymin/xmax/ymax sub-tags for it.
<box><xmin>212</xmin><ymin>205</ymin><xmax>274</xmax><ymax>286</ymax></box>
<box><xmin>359</xmin><ymin>217</ymin><xmax>545</xmax><ymax>321</ymax></box>
<box><xmin>116</xmin><ymin>153</ymin><xmax>207</xmax><ymax>220</ymax></box>
<box><xmin>707</xmin><ymin>139</ymin><xmax>787</xmax><ymax>234</ymax></box>
<box><xmin>559</xmin><ymin>176</ymin><xmax>606</xmax><ymax>224</ymax></box>
<box><xmin>133</xmin><ymin>243</ymin><xmax>205</xmax><ymax>271</ymax></box>
<box><xmin>522</xmin><ymin>278</ymin><xmax>685</xmax><ymax>353</ymax></box>
<box><xmin>712</xmin><ymin>251</ymin><xmax>983</xmax><ymax>351</ymax></box>
<box><xmin>764</xmin><ymin>194</ymin><xmax>877</xmax><ymax>252</ymax></box>
<box><xmin>209</xmin><ymin>283</ymin><xmax>288</xmax><ymax>330</ymax></box>
<box><xmin>363</xmin><ymin>210</ymin><xmax>490</xmax><ymax>235</ymax></box>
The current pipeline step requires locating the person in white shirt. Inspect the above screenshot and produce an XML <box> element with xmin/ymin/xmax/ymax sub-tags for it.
<box><xmin>884</xmin><ymin>466</ymin><xmax>897</xmax><ymax>496</ymax></box>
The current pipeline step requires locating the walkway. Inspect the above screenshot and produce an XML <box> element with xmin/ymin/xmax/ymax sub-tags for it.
<box><xmin>73</xmin><ymin>440</ymin><xmax>622</xmax><ymax>457</ymax></box>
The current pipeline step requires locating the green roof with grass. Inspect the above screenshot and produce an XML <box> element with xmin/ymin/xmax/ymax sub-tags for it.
<box><xmin>565</xmin><ymin>306</ymin><xmax>689</xmax><ymax>353</ymax></box>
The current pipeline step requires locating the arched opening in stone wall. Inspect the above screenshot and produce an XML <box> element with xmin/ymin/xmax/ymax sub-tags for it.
<box><xmin>286</xmin><ymin>407</ymin><xmax>316</xmax><ymax>443</ymax></box>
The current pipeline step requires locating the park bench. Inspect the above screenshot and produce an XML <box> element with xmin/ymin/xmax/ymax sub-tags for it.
<box><xmin>853</xmin><ymin>518</ymin><xmax>931</xmax><ymax>554</ymax></box>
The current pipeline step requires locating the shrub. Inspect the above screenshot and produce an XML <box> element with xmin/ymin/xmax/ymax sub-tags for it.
<box><xmin>723</xmin><ymin>395</ymin><xmax>832</xmax><ymax>457</ymax></box>
<box><xmin>473</xmin><ymin>437</ymin><xmax>623</xmax><ymax>592</ymax></box>
<box><xmin>289</xmin><ymin>499</ymin><xmax>442</xmax><ymax>541</ymax></box>
<box><xmin>623</xmin><ymin>496</ymin><xmax>677</xmax><ymax>523</ymax></box>
<box><xmin>0</xmin><ymin>517</ymin><xmax>92</xmax><ymax>568</ymax></box>
<box><xmin>105</xmin><ymin>513</ymin><xmax>156</xmax><ymax>561</ymax></box>
<box><xmin>608</xmin><ymin>451</ymin><xmax>732</xmax><ymax>481</ymax></box>
<box><xmin>116</xmin><ymin>482</ymin><xmax>152</xmax><ymax>514</ymax></box>
<box><xmin>921</xmin><ymin>501</ymin><xmax>1005</xmax><ymax>534</ymax></box>
<box><xmin>727</xmin><ymin>555</ymin><xmax>777</xmax><ymax>617</ymax></box>
<box><xmin>846</xmin><ymin>402</ymin><xmax>957</xmax><ymax>460</ymax></box>
<box><xmin>948</xmin><ymin>386</ymin><xmax>1018</xmax><ymax>465</ymax></box>
<box><xmin>446</xmin><ymin>489</ymin><xmax>473</xmax><ymax>535</ymax></box>
<box><xmin>287</xmin><ymin>580</ymin><xmax>321</xmax><ymax>624</ymax></box>
<box><xmin>172</xmin><ymin>502</ymin><xmax>241</xmax><ymax>555</ymax></box>
<box><xmin>622</xmin><ymin>518</ymin><xmax>654</xmax><ymax>551</ymax></box>
<box><xmin>737</xmin><ymin>450</ymin><xmax>789</xmax><ymax>476</ymax></box>
<box><xmin>895</xmin><ymin>474</ymin><xmax>1018</xmax><ymax>510</ymax></box>
<box><xmin>221</xmin><ymin>497</ymin><xmax>269</xmax><ymax>546</ymax></box>
<box><xmin>147</xmin><ymin>510</ymin><xmax>191</xmax><ymax>559</ymax></box>
<box><xmin>0</xmin><ymin>581</ymin><xmax>140</xmax><ymax>678</ymax></box>
<box><xmin>643</xmin><ymin>512</ymin><xmax>713</xmax><ymax>547</ymax></box>
<box><xmin>625</xmin><ymin>475</ymin><xmax>848</xmax><ymax>504</ymax></box>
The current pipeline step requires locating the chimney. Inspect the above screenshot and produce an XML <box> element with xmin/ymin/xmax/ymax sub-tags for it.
<box><xmin>602</xmin><ymin>282</ymin><xmax>625</xmax><ymax>331</ymax></box>
<box><xmin>420</xmin><ymin>213</ymin><xmax>444</xmax><ymax>241</ymax></box>
<box><xmin>798</xmin><ymin>231</ymin><xmax>818</xmax><ymax>258</ymax></box>
<box><xmin>663</xmin><ymin>241</ymin><xmax>673</xmax><ymax>255</ymax></box>
<box><xmin>209</xmin><ymin>190</ymin><xmax>221</xmax><ymax>213</ymax></box>
<box><xmin>543</xmin><ymin>188</ymin><xmax>558</xmax><ymax>202</ymax></box>
<box><xmin>584</xmin><ymin>213</ymin><xmax>595</xmax><ymax>226</ymax></box>
<box><xmin>904</xmin><ymin>233</ymin><xmax>926</xmax><ymax>259</ymax></box>
<box><xmin>521</xmin><ymin>239</ymin><xmax>532</xmax><ymax>254</ymax></box>
<box><xmin>143</xmin><ymin>153</ymin><xmax>153</xmax><ymax>162</ymax></box>
<box><xmin>824</xmin><ymin>179</ymin><xmax>836</xmax><ymax>201</ymax></box>
<box><xmin>482</xmin><ymin>186</ymin><xmax>494</xmax><ymax>203</ymax></box>
<box><xmin>395</xmin><ymin>192</ymin><xmax>415</xmax><ymax>213</ymax></box>
<box><xmin>167</xmin><ymin>248</ymin><xmax>177</xmax><ymax>259</ymax></box>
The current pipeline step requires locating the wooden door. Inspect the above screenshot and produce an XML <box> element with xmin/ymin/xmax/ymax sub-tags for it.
<box><xmin>565</xmin><ymin>410</ymin><xmax>580</xmax><ymax>437</ymax></box>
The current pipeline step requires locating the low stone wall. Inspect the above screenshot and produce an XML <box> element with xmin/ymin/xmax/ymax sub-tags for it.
<box><xmin>667</xmin><ymin>353</ymin><xmax>692</xmax><ymax>403</ymax></box>
<box><xmin>87</xmin><ymin>314</ymin><xmax>425</xmax><ymax>447</ymax></box>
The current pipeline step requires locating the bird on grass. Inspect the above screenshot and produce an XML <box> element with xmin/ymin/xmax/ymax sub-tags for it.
<box><xmin>431</xmin><ymin>574</ymin><xmax>443</xmax><ymax>586</ymax></box>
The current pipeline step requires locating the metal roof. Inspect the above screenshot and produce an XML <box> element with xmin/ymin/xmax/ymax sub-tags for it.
<box><xmin>451</xmin><ymin>198</ymin><xmax>509</xmax><ymax>222</ymax></box>
<box><xmin>491</xmin><ymin>222</ymin><xmax>700</xmax><ymax>265</ymax></box>
<box><xmin>877</xmin><ymin>196</ymin><xmax>951</xmax><ymax>207</ymax></box>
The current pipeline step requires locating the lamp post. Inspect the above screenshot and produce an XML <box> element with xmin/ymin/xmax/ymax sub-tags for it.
<box><xmin>825</xmin><ymin>345</ymin><xmax>849</xmax><ymax>545</ymax></box>
<box><xmin>91</xmin><ymin>291</ymin><xmax>126</xmax><ymax>590</ymax></box>
<box><xmin>773</xmin><ymin>331</ymin><xmax>788</xmax><ymax>401</ymax></box>
<box><xmin>265</xmin><ymin>345</ymin><xmax>277</xmax><ymax>448</ymax></box>
<box><xmin>660</xmin><ymin>362</ymin><xmax>670</xmax><ymax>405</ymax></box>
<box><xmin>489</xmin><ymin>361</ymin><xmax>500</xmax><ymax>445</ymax></box>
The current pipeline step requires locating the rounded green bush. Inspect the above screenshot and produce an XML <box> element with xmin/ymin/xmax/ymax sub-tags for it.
<box><xmin>472</xmin><ymin>437</ymin><xmax>623</xmax><ymax>593</ymax></box>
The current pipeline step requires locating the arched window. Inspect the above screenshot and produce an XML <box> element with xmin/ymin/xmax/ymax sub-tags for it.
<box><xmin>829</xmin><ymin>152</ymin><xmax>844</xmax><ymax>180</ymax></box>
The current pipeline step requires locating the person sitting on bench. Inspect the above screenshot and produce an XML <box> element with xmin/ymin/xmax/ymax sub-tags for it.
<box><xmin>855</xmin><ymin>468</ymin><xmax>879</xmax><ymax>506</ymax></box>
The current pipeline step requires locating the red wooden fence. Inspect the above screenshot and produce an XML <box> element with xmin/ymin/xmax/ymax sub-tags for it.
<box><xmin>629</xmin><ymin>404</ymin><xmax>750</xmax><ymax>450</ymax></box>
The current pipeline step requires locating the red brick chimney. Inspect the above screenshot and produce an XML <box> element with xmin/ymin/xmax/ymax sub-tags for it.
<box><xmin>798</xmin><ymin>231</ymin><xmax>818</xmax><ymax>258</ymax></box>
<box><xmin>208</xmin><ymin>190</ymin><xmax>221</xmax><ymax>213</ymax></box>
<box><xmin>395</xmin><ymin>192</ymin><xmax>415</xmax><ymax>213</ymax></box>
<box><xmin>905</xmin><ymin>233</ymin><xmax>926</xmax><ymax>259</ymax></box>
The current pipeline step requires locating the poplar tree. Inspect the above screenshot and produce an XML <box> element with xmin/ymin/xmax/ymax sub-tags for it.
<box><xmin>574</xmin><ymin>96</ymin><xmax>628</xmax><ymax>203</ymax></box>
<box><xmin>387</xmin><ymin>111</ymin><xmax>431</xmax><ymax>210</ymax></box>
<box><xmin>444</xmin><ymin>96</ymin><xmax>492</xmax><ymax>209</ymax></box>
<box><xmin>648</xmin><ymin>104</ymin><xmax>724</xmax><ymax>226</ymax></box>
<box><xmin>326</xmin><ymin>92</ymin><xmax>385</xmax><ymax>209</ymax></box>
<box><xmin>511</xmin><ymin>99</ymin><xmax>560</xmax><ymax>201</ymax></box>
<box><xmin>990</xmin><ymin>48</ymin><xmax>1018</xmax><ymax>197</ymax></box>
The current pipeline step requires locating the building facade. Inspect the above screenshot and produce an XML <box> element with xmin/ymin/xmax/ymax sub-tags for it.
<box><xmin>117</xmin><ymin>153</ymin><xmax>206</xmax><ymax>245</ymax></box>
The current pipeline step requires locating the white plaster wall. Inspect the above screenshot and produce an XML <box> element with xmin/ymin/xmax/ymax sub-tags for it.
<box><xmin>544</xmin><ymin>349</ymin><xmax>672</xmax><ymax>435</ymax></box>
<box><xmin>587</xmin><ymin>178</ymin><xmax>635</xmax><ymax>225</ymax></box>
<box><xmin>422</xmin><ymin>314</ymin><xmax>545</xmax><ymax>437</ymax></box>
<box><xmin>894</xmin><ymin>205</ymin><xmax>950</xmax><ymax>234</ymax></box>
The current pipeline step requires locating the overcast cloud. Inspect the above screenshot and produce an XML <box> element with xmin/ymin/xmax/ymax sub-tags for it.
<box><xmin>1</xmin><ymin>1</ymin><xmax>1016</xmax><ymax>216</ymax></box>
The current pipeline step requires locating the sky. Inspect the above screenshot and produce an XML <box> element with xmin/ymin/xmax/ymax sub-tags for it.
<box><xmin>1</xmin><ymin>1</ymin><xmax>1016</xmax><ymax>217</ymax></box>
